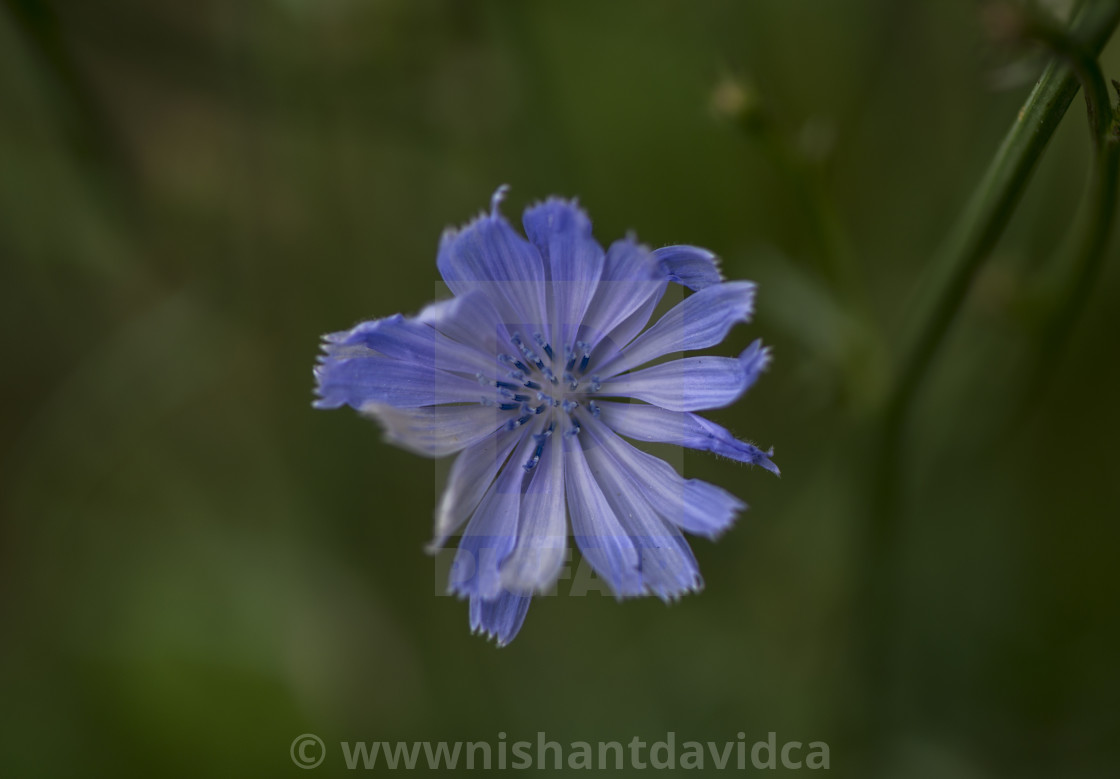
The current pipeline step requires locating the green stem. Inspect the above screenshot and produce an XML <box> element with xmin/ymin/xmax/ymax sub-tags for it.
<box><xmin>1036</xmin><ymin>121</ymin><xmax>1120</xmax><ymax>378</ymax></box>
<box><xmin>886</xmin><ymin>0</ymin><xmax>1120</xmax><ymax>439</ymax></box>
<box><xmin>1020</xmin><ymin>5</ymin><xmax>1115</xmax><ymax>149</ymax></box>
<box><xmin>859</xmin><ymin>1</ymin><xmax>1120</xmax><ymax>769</ymax></box>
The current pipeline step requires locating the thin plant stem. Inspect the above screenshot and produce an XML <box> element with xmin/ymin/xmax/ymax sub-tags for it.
<box><xmin>885</xmin><ymin>0</ymin><xmax>1119</xmax><ymax>444</ymax></box>
<box><xmin>1030</xmin><ymin>94</ymin><xmax>1120</xmax><ymax>394</ymax></box>
<box><xmin>859</xmin><ymin>0</ymin><xmax>1120</xmax><ymax>770</ymax></box>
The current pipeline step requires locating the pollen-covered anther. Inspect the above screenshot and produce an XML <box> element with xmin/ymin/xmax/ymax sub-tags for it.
<box><xmin>498</xmin><ymin>353</ymin><xmax>531</xmax><ymax>376</ymax></box>
<box><xmin>523</xmin><ymin>422</ymin><xmax>555</xmax><ymax>471</ymax></box>
<box><xmin>576</xmin><ymin>341</ymin><xmax>592</xmax><ymax>374</ymax></box>
<box><xmin>532</xmin><ymin>333</ymin><xmax>554</xmax><ymax>361</ymax></box>
<box><xmin>511</xmin><ymin>333</ymin><xmax>546</xmax><ymax>372</ymax></box>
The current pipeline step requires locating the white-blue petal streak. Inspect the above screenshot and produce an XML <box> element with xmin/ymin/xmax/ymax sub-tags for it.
<box><xmin>597</xmin><ymin>340</ymin><xmax>770</xmax><ymax>411</ymax></box>
<box><xmin>523</xmin><ymin>198</ymin><xmax>605</xmax><ymax>349</ymax></box>
<box><xmin>598</xmin><ymin>281</ymin><xmax>755</xmax><ymax>378</ymax></box>
<box><xmin>500</xmin><ymin>434</ymin><xmax>567</xmax><ymax>594</ymax></box>
<box><xmin>583</xmin><ymin>415</ymin><xmax>745</xmax><ymax>539</ymax></box>
<box><xmin>563</xmin><ymin>438</ymin><xmax>644</xmax><ymax>597</ymax></box>
<box><xmin>595</xmin><ymin>400</ymin><xmax>779</xmax><ymax>475</ymax></box>
<box><xmin>358</xmin><ymin>402</ymin><xmax>507</xmax><ymax>457</ymax></box>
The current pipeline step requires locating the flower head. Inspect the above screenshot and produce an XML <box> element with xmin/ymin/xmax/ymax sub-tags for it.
<box><xmin>314</xmin><ymin>187</ymin><xmax>777</xmax><ymax>646</ymax></box>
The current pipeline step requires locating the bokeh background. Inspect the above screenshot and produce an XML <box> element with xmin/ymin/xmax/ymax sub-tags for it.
<box><xmin>2</xmin><ymin>0</ymin><xmax>1118</xmax><ymax>776</ymax></box>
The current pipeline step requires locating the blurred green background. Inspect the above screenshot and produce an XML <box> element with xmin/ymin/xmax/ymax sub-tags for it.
<box><xmin>2</xmin><ymin>0</ymin><xmax>1118</xmax><ymax>776</ymax></box>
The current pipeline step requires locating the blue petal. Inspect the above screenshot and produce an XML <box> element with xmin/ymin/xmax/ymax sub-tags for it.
<box><xmin>416</xmin><ymin>289</ymin><xmax>509</xmax><ymax>370</ymax></box>
<box><xmin>580</xmin><ymin>423</ymin><xmax>702</xmax><ymax>600</ymax></box>
<box><xmin>596</xmin><ymin>400</ymin><xmax>779</xmax><ymax>475</ymax></box>
<box><xmin>437</xmin><ymin>188</ymin><xmax>548</xmax><ymax>332</ymax></box>
<box><xmin>583</xmin><ymin>414</ymin><xmax>745</xmax><ymax>539</ymax></box>
<box><xmin>469</xmin><ymin>590</ymin><xmax>532</xmax><ymax>647</ymax></box>
<box><xmin>563</xmin><ymin>438</ymin><xmax>644</xmax><ymax>597</ymax></box>
<box><xmin>653</xmin><ymin>245</ymin><xmax>724</xmax><ymax>290</ymax></box>
<box><xmin>323</xmin><ymin>308</ymin><xmax>497</xmax><ymax>378</ymax></box>
<box><xmin>313</xmin><ymin>352</ymin><xmax>484</xmax><ymax>410</ymax></box>
<box><xmin>522</xmin><ymin>198</ymin><xmax>605</xmax><ymax>349</ymax></box>
<box><xmin>596</xmin><ymin>340</ymin><xmax>770</xmax><ymax>412</ymax></box>
<box><xmin>431</xmin><ymin>427</ymin><xmax>523</xmax><ymax>546</ymax></box>
<box><xmin>500</xmin><ymin>432</ymin><xmax>568</xmax><ymax>594</ymax></box>
<box><xmin>358</xmin><ymin>402</ymin><xmax>508</xmax><ymax>457</ymax></box>
<box><xmin>599</xmin><ymin>281</ymin><xmax>756</xmax><ymax>378</ymax></box>
<box><xmin>579</xmin><ymin>237</ymin><xmax>666</xmax><ymax>366</ymax></box>
<box><xmin>449</xmin><ymin>434</ymin><xmax>532</xmax><ymax>599</ymax></box>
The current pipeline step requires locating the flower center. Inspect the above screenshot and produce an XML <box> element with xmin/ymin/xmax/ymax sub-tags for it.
<box><xmin>477</xmin><ymin>330</ymin><xmax>601</xmax><ymax>470</ymax></box>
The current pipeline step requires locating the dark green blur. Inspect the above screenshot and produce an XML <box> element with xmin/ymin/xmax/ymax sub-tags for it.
<box><xmin>1</xmin><ymin>1</ymin><xmax>1118</xmax><ymax>776</ymax></box>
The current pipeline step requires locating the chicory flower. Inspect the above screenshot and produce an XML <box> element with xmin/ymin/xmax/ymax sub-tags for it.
<box><xmin>315</xmin><ymin>187</ymin><xmax>777</xmax><ymax>646</ymax></box>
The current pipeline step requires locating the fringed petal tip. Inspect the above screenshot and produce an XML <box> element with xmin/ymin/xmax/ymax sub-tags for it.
<box><xmin>740</xmin><ymin>338</ymin><xmax>771</xmax><ymax>371</ymax></box>
<box><xmin>653</xmin><ymin>245</ymin><xmax>725</xmax><ymax>290</ymax></box>
<box><xmin>472</xmin><ymin>627</ymin><xmax>515</xmax><ymax>649</ymax></box>
<box><xmin>522</xmin><ymin>195</ymin><xmax>592</xmax><ymax>235</ymax></box>
<box><xmin>576</xmin><ymin>565</ymin><xmax>698</xmax><ymax>603</ymax></box>
<box><xmin>649</xmin><ymin>574</ymin><xmax>705</xmax><ymax>604</ymax></box>
<box><xmin>468</xmin><ymin>591</ymin><xmax>531</xmax><ymax>647</ymax></box>
<box><xmin>311</xmin><ymin>322</ymin><xmax>388</xmax><ymax>403</ymax></box>
<box><xmin>311</xmin><ymin>351</ymin><xmax>344</xmax><ymax>409</ymax></box>
<box><xmin>756</xmin><ymin>446</ymin><xmax>781</xmax><ymax>477</ymax></box>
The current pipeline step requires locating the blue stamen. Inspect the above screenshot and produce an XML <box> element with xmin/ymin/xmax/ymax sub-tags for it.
<box><xmin>577</xmin><ymin>341</ymin><xmax>592</xmax><ymax>374</ymax></box>
<box><xmin>499</xmin><ymin>353</ymin><xmax>532</xmax><ymax>375</ymax></box>
<box><xmin>524</xmin><ymin>445</ymin><xmax>543</xmax><ymax>471</ymax></box>
<box><xmin>523</xmin><ymin>423</ymin><xmax>553</xmax><ymax>471</ymax></box>
<box><xmin>590</xmin><ymin>375</ymin><xmax>602</xmax><ymax>392</ymax></box>
<box><xmin>533</xmin><ymin>333</ymin><xmax>554</xmax><ymax>361</ymax></box>
<box><xmin>588</xmin><ymin>400</ymin><xmax>601</xmax><ymax>418</ymax></box>
<box><xmin>513</xmin><ymin>334</ymin><xmax>547</xmax><ymax>372</ymax></box>
<box><xmin>506</xmin><ymin>413</ymin><xmax>533</xmax><ymax>431</ymax></box>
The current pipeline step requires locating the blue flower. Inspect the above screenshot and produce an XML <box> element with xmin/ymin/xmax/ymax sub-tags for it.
<box><xmin>314</xmin><ymin>187</ymin><xmax>777</xmax><ymax>646</ymax></box>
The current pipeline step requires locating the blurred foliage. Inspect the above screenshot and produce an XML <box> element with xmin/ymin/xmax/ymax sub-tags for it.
<box><xmin>1</xmin><ymin>1</ymin><xmax>1118</xmax><ymax>776</ymax></box>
